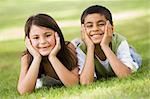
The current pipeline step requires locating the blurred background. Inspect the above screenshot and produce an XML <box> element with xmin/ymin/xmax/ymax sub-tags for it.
<box><xmin>0</xmin><ymin>0</ymin><xmax>149</xmax><ymax>98</ymax></box>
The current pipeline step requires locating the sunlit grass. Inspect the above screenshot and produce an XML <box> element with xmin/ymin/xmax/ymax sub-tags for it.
<box><xmin>0</xmin><ymin>0</ymin><xmax>148</xmax><ymax>29</ymax></box>
<box><xmin>0</xmin><ymin>0</ymin><xmax>149</xmax><ymax>98</ymax></box>
<box><xmin>0</xmin><ymin>14</ymin><xmax>150</xmax><ymax>98</ymax></box>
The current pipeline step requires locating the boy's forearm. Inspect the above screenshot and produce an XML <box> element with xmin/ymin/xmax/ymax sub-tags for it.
<box><xmin>101</xmin><ymin>45</ymin><xmax>131</xmax><ymax>78</ymax></box>
<box><xmin>80</xmin><ymin>47</ymin><xmax>95</xmax><ymax>85</ymax></box>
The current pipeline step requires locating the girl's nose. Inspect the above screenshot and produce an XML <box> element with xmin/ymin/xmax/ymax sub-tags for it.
<box><xmin>40</xmin><ymin>37</ymin><xmax>46</xmax><ymax>44</ymax></box>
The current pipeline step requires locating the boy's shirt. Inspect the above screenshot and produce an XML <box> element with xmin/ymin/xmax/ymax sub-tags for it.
<box><xmin>71</xmin><ymin>33</ymin><xmax>141</xmax><ymax>78</ymax></box>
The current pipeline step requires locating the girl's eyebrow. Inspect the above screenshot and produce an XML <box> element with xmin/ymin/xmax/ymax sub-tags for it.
<box><xmin>30</xmin><ymin>34</ymin><xmax>39</xmax><ymax>37</ymax></box>
<box><xmin>43</xmin><ymin>32</ymin><xmax>53</xmax><ymax>35</ymax></box>
<box><xmin>30</xmin><ymin>35</ymin><xmax>38</xmax><ymax>39</ymax></box>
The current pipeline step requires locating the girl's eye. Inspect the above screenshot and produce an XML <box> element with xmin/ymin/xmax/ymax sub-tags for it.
<box><xmin>46</xmin><ymin>34</ymin><xmax>51</xmax><ymax>37</ymax></box>
<box><xmin>32</xmin><ymin>36</ymin><xmax>39</xmax><ymax>39</ymax></box>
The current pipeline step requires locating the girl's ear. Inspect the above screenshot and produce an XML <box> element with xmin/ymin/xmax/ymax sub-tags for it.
<box><xmin>24</xmin><ymin>36</ymin><xmax>28</xmax><ymax>41</ymax></box>
<box><xmin>55</xmin><ymin>32</ymin><xmax>59</xmax><ymax>37</ymax></box>
<box><xmin>112</xmin><ymin>26</ymin><xmax>114</xmax><ymax>33</ymax></box>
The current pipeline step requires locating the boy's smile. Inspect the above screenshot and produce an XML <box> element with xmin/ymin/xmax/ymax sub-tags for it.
<box><xmin>84</xmin><ymin>13</ymin><xmax>107</xmax><ymax>44</ymax></box>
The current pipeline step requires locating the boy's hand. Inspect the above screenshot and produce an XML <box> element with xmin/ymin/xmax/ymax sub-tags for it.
<box><xmin>25</xmin><ymin>37</ymin><xmax>41</xmax><ymax>58</ymax></box>
<box><xmin>100</xmin><ymin>21</ymin><xmax>113</xmax><ymax>47</ymax></box>
<box><xmin>81</xmin><ymin>24</ymin><xmax>94</xmax><ymax>49</ymax></box>
<box><xmin>49</xmin><ymin>32</ymin><xmax>61</xmax><ymax>58</ymax></box>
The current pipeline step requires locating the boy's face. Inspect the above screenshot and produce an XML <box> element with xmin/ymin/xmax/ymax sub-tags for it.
<box><xmin>83</xmin><ymin>13</ymin><xmax>107</xmax><ymax>44</ymax></box>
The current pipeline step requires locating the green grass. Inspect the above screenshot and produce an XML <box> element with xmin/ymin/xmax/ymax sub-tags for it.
<box><xmin>0</xmin><ymin>15</ymin><xmax>150</xmax><ymax>98</ymax></box>
<box><xmin>0</xmin><ymin>0</ymin><xmax>150</xmax><ymax>99</ymax></box>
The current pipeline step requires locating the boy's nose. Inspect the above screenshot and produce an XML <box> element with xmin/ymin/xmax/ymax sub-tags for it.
<box><xmin>92</xmin><ymin>25</ymin><xmax>99</xmax><ymax>31</ymax></box>
<box><xmin>92</xmin><ymin>25</ymin><xmax>104</xmax><ymax>32</ymax></box>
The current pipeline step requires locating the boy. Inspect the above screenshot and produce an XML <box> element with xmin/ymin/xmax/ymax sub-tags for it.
<box><xmin>72</xmin><ymin>5</ymin><xmax>141</xmax><ymax>85</ymax></box>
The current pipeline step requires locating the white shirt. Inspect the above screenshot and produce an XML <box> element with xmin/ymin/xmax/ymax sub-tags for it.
<box><xmin>71</xmin><ymin>38</ymin><xmax>139</xmax><ymax>77</ymax></box>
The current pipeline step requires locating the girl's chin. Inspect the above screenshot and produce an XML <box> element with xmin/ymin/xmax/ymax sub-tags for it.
<box><xmin>40</xmin><ymin>52</ymin><xmax>50</xmax><ymax>56</ymax></box>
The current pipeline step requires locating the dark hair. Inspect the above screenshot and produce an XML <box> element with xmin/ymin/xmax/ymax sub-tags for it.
<box><xmin>23</xmin><ymin>13</ymin><xmax>77</xmax><ymax>77</ymax></box>
<box><xmin>81</xmin><ymin>5</ymin><xmax>113</xmax><ymax>26</ymax></box>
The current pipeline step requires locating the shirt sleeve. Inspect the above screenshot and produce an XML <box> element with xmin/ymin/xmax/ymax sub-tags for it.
<box><xmin>117</xmin><ymin>40</ymin><xmax>139</xmax><ymax>72</ymax></box>
<box><xmin>35</xmin><ymin>78</ymin><xmax>43</xmax><ymax>89</ymax></box>
<box><xmin>71</xmin><ymin>39</ymin><xmax>97</xmax><ymax>78</ymax></box>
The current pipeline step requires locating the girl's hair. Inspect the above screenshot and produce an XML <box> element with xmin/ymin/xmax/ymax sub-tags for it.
<box><xmin>81</xmin><ymin>5</ymin><xmax>113</xmax><ymax>26</ymax></box>
<box><xmin>23</xmin><ymin>13</ymin><xmax>77</xmax><ymax>77</ymax></box>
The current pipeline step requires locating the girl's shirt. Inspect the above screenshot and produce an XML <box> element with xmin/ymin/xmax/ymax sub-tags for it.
<box><xmin>35</xmin><ymin>41</ymin><xmax>78</xmax><ymax>88</ymax></box>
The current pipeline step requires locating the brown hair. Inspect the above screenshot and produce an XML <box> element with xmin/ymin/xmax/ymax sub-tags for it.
<box><xmin>23</xmin><ymin>13</ymin><xmax>77</xmax><ymax>77</ymax></box>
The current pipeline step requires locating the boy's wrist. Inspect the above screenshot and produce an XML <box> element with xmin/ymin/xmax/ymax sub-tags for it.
<box><xmin>101</xmin><ymin>44</ymin><xmax>110</xmax><ymax>51</ymax></box>
<box><xmin>87</xmin><ymin>46</ymin><xmax>95</xmax><ymax>53</ymax></box>
<box><xmin>87</xmin><ymin>44</ymin><xmax>95</xmax><ymax>50</ymax></box>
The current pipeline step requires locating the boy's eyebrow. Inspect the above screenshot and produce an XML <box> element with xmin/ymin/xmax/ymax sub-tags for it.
<box><xmin>85</xmin><ymin>22</ymin><xmax>92</xmax><ymax>24</ymax></box>
<box><xmin>97</xmin><ymin>20</ymin><xmax>106</xmax><ymax>23</ymax></box>
<box><xmin>85</xmin><ymin>20</ymin><xmax>106</xmax><ymax>24</ymax></box>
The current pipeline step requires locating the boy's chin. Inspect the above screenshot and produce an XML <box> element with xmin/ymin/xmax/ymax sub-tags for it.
<box><xmin>92</xmin><ymin>40</ymin><xmax>101</xmax><ymax>44</ymax></box>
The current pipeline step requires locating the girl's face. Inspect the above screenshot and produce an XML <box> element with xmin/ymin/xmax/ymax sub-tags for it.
<box><xmin>29</xmin><ymin>25</ymin><xmax>56</xmax><ymax>56</ymax></box>
<box><xmin>84</xmin><ymin>13</ymin><xmax>107</xmax><ymax>44</ymax></box>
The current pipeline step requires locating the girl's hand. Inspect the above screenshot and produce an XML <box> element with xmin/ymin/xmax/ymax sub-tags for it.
<box><xmin>100</xmin><ymin>21</ymin><xmax>113</xmax><ymax>47</ymax></box>
<box><xmin>25</xmin><ymin>37</ymin><xmax>41</xmax><ymax>58</ymax></box>
<box><xmin>49</xmin><ymin>32</ymin><xmax>61</xmax><ymax>58</ymax></box>
<box><xmin>81</xmin><ymin>24</ymin><xmax>94</xmax><ymax>49</ymax></box>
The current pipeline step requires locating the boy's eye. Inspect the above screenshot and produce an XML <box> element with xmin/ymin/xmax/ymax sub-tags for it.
<box><xmin>98</xmin><ymin>23</ymin><xmax>105</xmax><ymax>27</ymax></box>
<box><xmin>86</xmin><ymin>24</ymin><xmax>93</xmax><ymax>28</ymax></box>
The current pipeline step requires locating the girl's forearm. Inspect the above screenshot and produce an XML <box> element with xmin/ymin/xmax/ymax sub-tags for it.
<box><xmin>49</xmin><ymin>56</ymin><xmax>79</xmax><ymax>86</ymax></box>
<box><xmin>18</xmin><ymin>57</ymin><xmax>41</xmax><ymax>94</ymax></box>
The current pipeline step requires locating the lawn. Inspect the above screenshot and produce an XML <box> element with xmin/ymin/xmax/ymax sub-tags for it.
<box><xmin>0</xmin><ymin>0</ymin><xmax>148</xmax><ymax>29</ymax></box>
<box><xmin>0</xmin><ymin>0</ymin><xmax>149</xmax><ymax>99</ymax></box>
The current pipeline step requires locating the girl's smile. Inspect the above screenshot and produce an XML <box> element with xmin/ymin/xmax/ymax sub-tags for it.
<box><xmin>38</xmin><ymin>46</ymin><xmax>51</xmax><ymax>52</ymax></box>
<box><xmin>29</xmin><ymin>25</ymin><xmax>56</xmax><ymax>56</ymax></box>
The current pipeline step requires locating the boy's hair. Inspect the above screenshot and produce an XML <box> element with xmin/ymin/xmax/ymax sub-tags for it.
<box><xmin>81</xmin><ymin>5</ymin><xmax>113</xmax><ymax>26</ymax></box>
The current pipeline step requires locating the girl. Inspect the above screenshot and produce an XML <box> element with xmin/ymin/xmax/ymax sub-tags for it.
<box><xmin>72</xmin><ymin>5</ymin><xmax>141</xmax><ymax>85</ymax></box>
<box><xmin>17</xmin><ymin>14</ymin><xmax>79</xmax><ymax>95</ymax></box>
